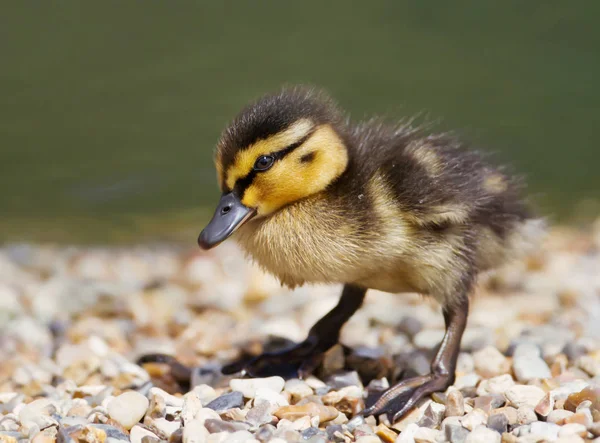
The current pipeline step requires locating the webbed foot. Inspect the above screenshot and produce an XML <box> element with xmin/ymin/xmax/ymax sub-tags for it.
<box><xmin>221</xmin><ymin>335</ymin><xmax>327</xmax><ymax>379</ymax></box>
<box><xmin>362</xmin><ymin>373</ymin><xmax>453</xmax><ymax>421</ymax></box>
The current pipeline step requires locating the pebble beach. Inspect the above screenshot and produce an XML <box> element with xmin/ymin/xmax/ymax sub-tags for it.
<box><xmin>1</xmin><ymin>222</ymin><xmax>600</xmax><ymax>443</ymax></box>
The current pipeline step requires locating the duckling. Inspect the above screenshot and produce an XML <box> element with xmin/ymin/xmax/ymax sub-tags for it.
<box><xmin>149</xmin><ymin>86</ymin><xmax>544</xmax><ymax>421</ymax></box>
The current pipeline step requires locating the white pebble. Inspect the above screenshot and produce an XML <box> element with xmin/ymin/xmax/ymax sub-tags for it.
<box><xmin>194</xmin><ymin>408</ymin><xmax>221</xmax><ymax>425</ymax></box>
<box><xmin>465</xmin><ymin>425</ymin><xmax>500</xmax><ymax>443</ymax></box>
<box><xmin>460</xmin><ymin>409</ymin><xmax>487</xmax><ymax>431</ymax></box>
<box><xmin>558</xmin><ymin>423</ymin><xmax>587</xmax><ymax>438</ymax></box>
<box><xmin>513</xmin><ymin>355</ymin><xmax>551</xmax><ymax>382</ymax></box>
<box><xmin>528</xmin><ymin>421</ymin><xmax>560</xmax><ymax>441</ymax></box>
<box><xmin>130</xmin><ymin>425</ymin><xmax>159</xmax><ymax>443</ymax></box>
<box><xmin>284</xmin><ymin>379</ymin><xmax>313</xmax><ymax>401</ymax></box>
<box><xmin>473</xmin><ymin>346</ymin><xmax>509</xmax><ymax>378</ymax></box>
<box><xmin>183</xmin><ymin>419</ymin><xmax>210</xmax><ymax>443</ymax></box>
<box><xmin>504</xmin><ymin>385</ymin><xmax>545</xmax><ymax>408</ymax></box>
<box><xmin>476</xmin><ymin>374</ymin><xmax>515</xmax><ymax>396</ymax></box>
<box><xmin>107</xmin><ymin>391</ymin><xmax>149</xmax><ymax>430</ymax></box>
<box><xmin>192</xmin><ymin>384</ymin><xmax>218</xmax><ymax>404</ymax></box>
<box><xmin>230</xmin><ymin>376</ymin><xmax>285</xmax><ymax>398</ymax></box>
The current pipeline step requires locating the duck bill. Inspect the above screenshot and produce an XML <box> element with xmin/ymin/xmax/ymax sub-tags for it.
<box><xmin>198</xmin><ymin>192</ymin><xmax>256</xmax><ymax>250</ymax></box>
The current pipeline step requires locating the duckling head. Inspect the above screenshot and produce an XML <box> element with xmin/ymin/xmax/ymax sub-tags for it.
<box><xmin>198</xmin><ymin>87</ymin><xmax>349</xmax><ymax>249</ymax></box>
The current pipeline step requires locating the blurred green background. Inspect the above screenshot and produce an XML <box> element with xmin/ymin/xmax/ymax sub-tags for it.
<box><xmin>2</xmin><ymin>1</ymin><xmax>599</xmax><ymax>243</ymax></box>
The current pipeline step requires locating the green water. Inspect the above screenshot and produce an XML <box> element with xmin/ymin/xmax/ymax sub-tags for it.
<box><xmin>2</xmin><ymin>1</ymin><xmax>599</xmax><ymax>243</ymax></box>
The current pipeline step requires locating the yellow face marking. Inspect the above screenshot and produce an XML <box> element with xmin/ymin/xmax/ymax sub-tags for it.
<box><xmin>240</xmin><ymin>124</ymin><xmax>348</xmax><ymax>215</ymax></box>
<box><xmin>406</xmin><ymin>142</ymin><xmax>442</xmax><ymax>177</ymax></box>
<box><xmin>483</xmin><ymin>173</ymin><xmax>507</xmax><ymax>194</ymax></box>
<box><xmin>224</xmin><ymin>119</ymin><xmax>314</xmax><ymax>191</ymax></box>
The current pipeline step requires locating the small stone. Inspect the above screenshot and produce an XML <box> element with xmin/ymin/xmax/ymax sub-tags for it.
<box><xmin>374</xmin><ymin>423</ymin><xmax>397</xmax><ymax>442</ymax></box>
<box><xmin>528</xmin><ymin>421</ymin><xmax>560</xmax><ymax>441</ymax></box>
<box><xmin>413</xmin><ymin>427</ymin><xmax>441</xmax><ymax>443</ymax></box>
<box><xmin>547</xmin><ymin>409</ymin><xmax>574</xmax><ymax>424</ymax></box>
<box><xmin>254</xmin><ymin>388</ymin><xmax>288</xmax><ymax>408</ymax></box>
<box><xmin>181</xmin><ymin>393</ymin><xmax>203</xmax><ymax>425</ymax></box>
<box><xmin>473</xmin><ymin>346</ymin><xmax>510</xmax><ymax>378</ymax></box>
<box><xmin>191</xmin><ymin>408</ymin><xmax>220</xmax><ymax>426</ymax></box>
<box><xmin>418</xmin><ymin>402</ymin><xmax>445</xmax><ymax>428</ymax></box>
<box><xmin>504</xmin><ymin>385</ymin><xmax>545</xmax><ymax>409</ymax></box>
<box><xmin>454</xmin><ymin>373</ymin><xmax>480</xmax><ymax>389</ymax></box>
<box><xmin>191</xmin><ymin>385</ymin><xmax>218</xmax><ymax>405</ymax></box>
<box><xmin>229</xmin><ymin>377</ymin><xmax>285</xmax><ymax>398</ymax></box>
<box><xmin>130</xmin><ymin>425</ymin><xmax>159</xmax><ymax>443</ymax></box>
<box><xmin>534</xmin><ymin>392</ymin><xmax>554</xmax><ymax>417</ymax></box>
<box><xmin>465</xmin><ymin>425</ymin><xmax>500</xmax><ymax>443</ymax></box>
<box><xmin>576</xmin><ymin>355</ymin><xmax>600</xmax><ymax>377</ymax></box>
<box><xmin>246</xmin><ymin>400</ymin><xmax>272</xmax><ymax>426</ymax></box>
<box><xmin>516</xmin><ymin>406</ymin><xmax>537</xmax><ymax>425</ymax></box>
<box><xmin>460</xmin><ymin>409</ymin><xmax>487</xmax><ymax>431</ymax></box>
<box><xmin>274</xmin><ymin>402</ymin><xmax>338</xmax><ymax>424</ymax></box>
<box><xmin>559</xmin><ymin>423</ymin><xmax>587</xmax><ymax>438</ymax></box>
<box><xmin>107</xmin><ymin>391</ymin><xmax>149</xmax><ymax>430</ymax></box>
<box><xmin>284</xmin><ymin>379</ymin><xmax>313</xmax><ymax>402</ymax></box>
<box><xmin>445</xmin><ymin>391</ymin><xmax>465</xmax><ymax>417</ymax></box>
<box><xmin>564</xmin><ymin>410</ymin><xmax>593</xmax><ymax>427</ymax></box>
<box><xmin>205</xmin><ymin>391</ymin><xmax>244</xmax><ymax>412</ymax></box>
<box><xmin>445</xmin><ymin>424</ymin><xmax>470</xmax><ymax>443</ymax></box>
<box><xmin>513</xmin><ymin>355</ymin><xmax>552</xmax><ymax>382</ymax></box>
<box><xmin>182</xmin><ymin>419</ymin><xmax>209</xmax><ymax>443</ymax></box>
<box><xmin>476</xmin><ymin>374</ymin><xmax>515</xmax><ymax>396</ymax></box>
<box><xmin>326</xmin><ymin>371</ymin><xmax>363</xmax><ymax>390</ymax></box>
<box><xmin>565</xmin><ymin>386</ymin><xmax>600</xmax><ymax>412</ymax></box>
<box><xmin>145</xmin><ymin>417</ymin><xmax>180</xmax><ymax>438</ymax></box>
<box><xmin>490</xmin><ymin>406</ymin><xmax>517</xmax><ymax>426</ymax></box>
<box><xmin>395</xmin><ymin>422</ymin><xmax>419</xmax><ymax>443</ymax></box>
<box><xmin>473</xmin><ymin>395</ymin><xmax>505</xmax><ymax>414</ymax></box>
<box><xmin>204</xmin><ymin>419</ymin><xmax>250</xmax><ymax>433</ymax></box>
<box><xmin>355</xmin><ymin>436</ymin><xmax>380</xmax><ymax>443</ymax></box>
<box><xmin>512</xmin><ymin>343</ymin><xmax>542</xmax><ymax>359</ymax></box>
<box><xmin>487</xmin><ymin>413</ymin><xmax>508</xmax><ymax>434</ymax></box>
<box><xmin>91</xmin><ymin>424</ymin><xmax>130</xmax><ymax>442</ymax></box>
<box><xmin>456</xmin><ymin>353</ymin><xmax>475</xmax><ymax>373</ymax></box>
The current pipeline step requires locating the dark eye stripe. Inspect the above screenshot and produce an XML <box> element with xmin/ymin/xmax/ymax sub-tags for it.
<box><xmin>233</xmin><ymin>128</ymin><xmax>316</xmax><ymax>197</ymax></box>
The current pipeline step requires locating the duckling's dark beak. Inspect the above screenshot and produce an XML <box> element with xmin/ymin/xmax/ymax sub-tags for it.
<box><xmin>198</xmin><ymin>192</ymin><xmax>256</xmax><ymax>250</ymax></box>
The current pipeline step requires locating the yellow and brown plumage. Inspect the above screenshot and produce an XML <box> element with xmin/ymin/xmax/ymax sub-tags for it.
<box><xmin>194</xmin><ymin>86</ymin><xmax>544</xmax><ymax>420</ymax></box>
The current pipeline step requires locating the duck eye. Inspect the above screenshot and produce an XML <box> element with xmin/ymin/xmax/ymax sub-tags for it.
<box><xmin>254</xmin><ymin>155</ymin><xmax>274</xmax><ymax>171</ymax></box>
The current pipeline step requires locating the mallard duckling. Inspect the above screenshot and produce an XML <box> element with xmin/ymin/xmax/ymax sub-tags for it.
<box><xmin>153</xmin><ymin>86</ymin><xmax>544</xmax><ymax>421</ymax></box>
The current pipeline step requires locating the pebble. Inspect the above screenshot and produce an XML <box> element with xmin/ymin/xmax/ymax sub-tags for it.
<box><xmin>274</xmin><ymin>403</ymin><xmax>338</xmax><ymax>424</ymax></box>
<box><xmin>473</xmin><ymin>346</ymin><xmax>510</xmax><ymax>378</ymax></box>
<box><xmin>445</xmin><ymin>424</ymin><xmax>470</xmax><ymax>443</ymax></box>
<box><xmin>504</xmin><ymin>385</ymin><xmax>546</xmax><ymax>409</ymax></box>
<box><xmin>486</xmin><ymin>413</ymin><xmax>507</xmax><ymax>434</ymax></box>
<box><xmin>476</xmin><ymin>374</ymin><xmax>515</xmax><ymax>396</ymax></box>
<box><xmin>182</xmin><ymin>420</ymin><xmax>209</xmax><ymax>443</ymax></box>
<box><xmin>445</xmin><ymin>390</ymin><xmax>466</xmax><ymax>417</ymax></box>
<box><xmin>130</xmin><ymin>425</ymin><xmax>159</xmax><ymax>443</ymax></box>
<box><xmin>107</xmin><ymin>391</ymin><xmax>149</xmax><ymax>430</ymax></box>
<box><xmin>547</xmin><ymin>409</ymin><xmax>575</xmax><ymax>425</ymax></box>
<box><xmin>284</xmin><ymin>379</ymin><xmax>313</xmax><ymax>401</ymax></box>
<box><xmin>516</xmin><ymin>406</ymin><xmax>537</xmax><ymax>425</ymax></box>
<box><xmin>465</xmin><ymin>425</ymin><xmax>500</xmax><ymax>443</ymax></box>
<box><xmin>229</xmin><ymin>377</ymin><xmax>285</xmax><ymax>398</ymax></box>
<box><xmin>205</xmin><ymin>391</ymin><xmax>244</xmax><ymax>412</ymax></box>
<box><xmin>460</xmin><ymin>409</ymin><xmax>488</xmax><ymax>431</ymax></box>
<box><xmin>528</xmin><ymin>421</ymin><xmax>561</xmax><ymax>441</ymax></box>
<box><xmin>513</xmin><ymin>355</ymin><xmax>552</xmax><ymax>382</ymax></box>
<box><xmin>559</xmin><ymin>423</ymin><xmax>587</xmax><ymax>437</ymax></box>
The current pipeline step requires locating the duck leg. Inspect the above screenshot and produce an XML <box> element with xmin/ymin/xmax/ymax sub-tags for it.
<box><xmin>221</xmin><ymin>284</ymin><xmax>367</xmax><ymax>378</ymax></box>
<box><xmin>362</xmin><ymin>296</ymin><xmax>469</xmax><ymax>422</ymax></box>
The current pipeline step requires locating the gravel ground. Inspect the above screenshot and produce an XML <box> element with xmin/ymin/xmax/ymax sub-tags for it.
<box><xmin>1</xmin><ymin>222</ymin><xmax>600</xmax><ymax>443</ymax></box>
